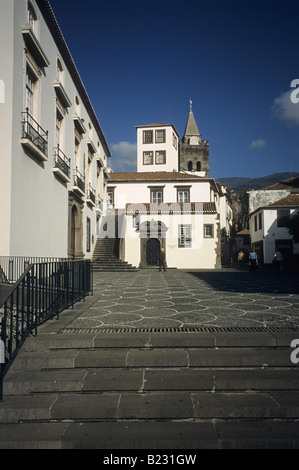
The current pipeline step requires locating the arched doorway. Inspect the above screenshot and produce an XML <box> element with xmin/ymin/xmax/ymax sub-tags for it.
<box><xmin>146</xmin><ymin>238</ymin><xmax>160</xmax><ymax>266</ymax></box>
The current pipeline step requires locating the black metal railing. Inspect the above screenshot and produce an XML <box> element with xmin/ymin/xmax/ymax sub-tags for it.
<box><xmin>87</xmin><ymin>184</ymin><xmax>96</xmax><ymax>204</ymax></box>
<box><xmin>73</xmin><ymin>168</ymin><xmax>85</xmax><ymax>193</ymax></box>
<box><xmin>0</xmin><ymin>256</ymin><xmax>66</xmax><ymax>284</ymax></box>
<box><xmin>0</xmin><ymin>260</ymin><xmax>93</xmax><ymax>401</ymax></box>
<box><xmin>21</xmin><ymin>108</ymin><xmax>48</xmax><ymax>156</ymax></box>
<box><xmin>53</xmin><ymin>146</ymin><xmax>71</xmax><ymax>179</ymax></box>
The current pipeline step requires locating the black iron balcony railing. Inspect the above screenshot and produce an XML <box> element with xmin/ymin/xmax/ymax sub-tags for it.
<box><xmin>87</xmin><ymin>184</ymin><xmax>96</xmax><ymax>205</ymax></box>
<box><xmin>53</xmin><ymin>146</ymin><xmax>71</xmax><ymax>179</ymax></box>
<box><xmin>73</xmin><ymin>168</ymin><xmax>85</xmax><ymax>193</ymax></box>
<box><xmin>0</xmin><ymin>259</ymin><xmax>93</xmax><ymax>401</ymax></box>
<box><xmin>21</xmin><ymin>108</ymin><xmax>48</xmax><ymax>156</ymax></box>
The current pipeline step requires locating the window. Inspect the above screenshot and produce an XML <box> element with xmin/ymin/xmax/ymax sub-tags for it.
<box><xmin>258</xmin><ymin>212</ymin><xmax>262</xmax><ymax>230</ymax></box>
<box><xmin>56</xmin><ymin>108</ymin><xmax>64</xmax><ymax>147</ymax></box>
<box><xmin>107</xmin><ymin>189</ymin><xmax>114</xmax><ymax>207</ymax></box>
<box><xmin>196</xmin><ymin>161</ymin><xmax>201</xmax><ymax>171</ymax></box>
<box><xmin>155</xmin><ymin>150</ymin><xmax>166</xmax><ymax>165</ymax></box>
<box><xmin>143</xmin><ymin>130</ymin><xmax>153</xmax><ymax>144</ymax></box>
<box><xmin>177</xmin><ymin>188</ymin><xmax>190</xmax><ymax>203</ymax></box>
<box><xmin>254</xmin><ymin>215</ymin><xmax>257</xmax><ymax>232</ymax></box>
<box><xmin>25</xmin><ymin>67</ymin><xmax>36</xmax><ymax>116</ymax></box>
<box><xmin>56</xmin><ymin>59</ymin><xmax>64</xmax><ymax>84</ymax></box>
<box><xmin>86</xmin><ymin>217</ymin><xmax>91</xmax><ymax>252</ymax></box>
<box><xmin>188</xmin><ymin>161</ymin><xmax>193</xmax><ymax>171</ymax></box>
<box><xmin>179</xmin><ymin>225</ymin><xmax>192</xmax><ymax>247</ymax></box>
<box><xmin>277</xmin><ymin>209</ymin><xmax>290</xmax><ymax>228</ymax></box>
<box><xmin>143</xmin><ymin>151</ymin><xmax>153</xmax><ymax>165</ymax></box>
<box><xmin>155</xmin><ymin>129</ymin><xmax>165</xmax><ymax>143</ymax></box>
<box><xmin>27</xmin><ymin>2</ymin><xmax>37</xmax><ymax>35</ymax></box>
<box><xmin>172</xmin><ymin>132</ymin><xmax>177</xmax><ymax>149</ymax></box>
<box><xmin>151</xmin><ymin>189</ymin><xmax>163</xmax><ymax>203</ymax></box>
<box><xmin>204</xmin><ymin>224</ymin><xmax>214</xmax><ymax>238</ymax></box>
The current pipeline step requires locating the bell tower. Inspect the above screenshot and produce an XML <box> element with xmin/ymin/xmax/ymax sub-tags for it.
<box><xmin>179</xmin><ymin>101</ymin><xmax>209</xmax><ymax>176</ymax></box>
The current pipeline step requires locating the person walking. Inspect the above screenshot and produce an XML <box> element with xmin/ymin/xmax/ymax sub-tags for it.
<box><xmin>249</xmin><ymin>248</ymin><xmax>258</xmax><ymax>272</ymax></box>
<box><xmin>158</xmin><ymin>248</ymin><xmax>166</xmax><ymax>272</ymax></box>
<box><xmin>273</xmin><ymin>250</ymin><xmax>283</xmax><ymax>272</ymax></box>
<box><xmin>238</xmin><ymin>250</ymin><xmax>245</xmax><ymax>269</ymax></box>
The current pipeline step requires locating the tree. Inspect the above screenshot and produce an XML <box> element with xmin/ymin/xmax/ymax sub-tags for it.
<box><xmin>286</xmin><ymin>213</ymin><xmax>299</xmax><ymax>243</ymax></box>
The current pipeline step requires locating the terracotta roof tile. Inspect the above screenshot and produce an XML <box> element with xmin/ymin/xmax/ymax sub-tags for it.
<box><xmin>109</xmin><ymin>171</ymin><xmax>207</xmax><ymax>182</ymax></box>
<box><xmin>261</xmin><ymin>177</ymin><xmax>299</xmax><ymax>190</ymax></box>
<box><xmin>126</xmin><ymin>202</ymin><xmax>217</xmax><ymax>214</ymax></box>
<box><xmin>267</xmin><ymin>194</ymin><xmax>299</xmax><ymax>207</ymax></box>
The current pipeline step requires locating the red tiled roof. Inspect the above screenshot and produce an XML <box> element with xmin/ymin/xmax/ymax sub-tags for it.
<box><xmin>109</xmin><ymin>171</ymin><xmax>208</xmax><ymax>182</ymax></box>
<box><xmin>261</xmin><ymin>177</ymin><xmax>299</xmax><ymax>191</ymax></box>
<box><xmin>126</xmin><ymin>202</ymin><xmax>217</xmax><ymax>214</ymax></box>
<box><xmin>267</xmin><ymin>194</ymin><xmax>299</xmax><ymax>207</ymax></box>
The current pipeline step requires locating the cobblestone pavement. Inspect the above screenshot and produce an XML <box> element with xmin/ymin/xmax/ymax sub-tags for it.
<box><xmin>66</xmin><ymin>267</ymin><xmax>299</xmax><ymax>331</ymax></box>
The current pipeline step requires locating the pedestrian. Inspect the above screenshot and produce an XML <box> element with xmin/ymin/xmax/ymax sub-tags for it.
<box><xmin>238</xmin><ymin>249</ymin><xmax>245</xmax><ymax>269</ymax></box>
<box><xmin>248</xmin><ymin>248</ymin><xmax>258</xmax><ymax>272</ymax></box>
<box><xmin>273</xmin><ymin>250</ymin><xmax>283</xmax><ymax>272</ymax></box>
<box><xmin>158</xmin><ymin>248</ymin><xmax>166</xmax><ymax>272</ymax></box>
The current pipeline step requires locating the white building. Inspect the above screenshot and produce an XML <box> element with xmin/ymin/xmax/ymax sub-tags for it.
<box><xmin>106</xmin><ymin>113</ymin><xmax>233</xmax><ymax>269</ymax></box>
<box><xmin>0</xmin><ymin>0</ymin><xmax>111</xmax><ymax>260</ymax></box>
<box><xmin>249</xmin><ymin>178</ymin><xmax>299</xmax><ymax>266</ymax></box>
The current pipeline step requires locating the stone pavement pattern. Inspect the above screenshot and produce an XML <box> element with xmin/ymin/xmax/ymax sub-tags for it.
<box><xmin>64</xmin><ymin>267</ymin><xmax>299</xmax><ymax>330</ymax></box>
<box><xmin>0</xmin><ymin>268</ymin><xmax>299</xmax><ymax>449</ymax></box>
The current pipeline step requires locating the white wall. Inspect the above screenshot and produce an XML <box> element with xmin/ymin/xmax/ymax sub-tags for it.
<box><xmin>137</xmin><ymin>125</ymin><xmax>179</xmax><ymax>173</ymax></box>
<box><xmin>1</xmin><ymin>0</ymin><xmax>109</xmax><ymax>258</ymax></box>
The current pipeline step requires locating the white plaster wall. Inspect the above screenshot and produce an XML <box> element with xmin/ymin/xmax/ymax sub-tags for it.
<box><xmin>137</xmin><ymin>126</ymin><xmax>179</xmax><ymax>173</ymax></box>
<box><xmin>123</xmin><ymin>212</ymin><xmax>217</xmax><ymax>269</ymax></box>
<box><xmin>111</xmin><ymin>180</ymin><xmax>213</xmax><ymax>208</ymax></box>
<box><xmin>0</xmin><ymin>0</ymin><xmax>14</xmax><ymax>256</ymax></box>
<box><xmin>2</xmin><ymin>0</ymin><xmax>108</xmax><ymax>258</ymax></box>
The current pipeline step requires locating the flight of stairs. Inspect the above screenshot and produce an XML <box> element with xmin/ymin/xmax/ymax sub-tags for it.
<box><xmin>92</xmin><ymin>213</ymin><xmax>138</xmax><ymax>272</ymax></box>
<box><xmin>92</xmin><ymin>237</ymin><xmax>138</xmax><ymax>272</ymax></box>
<box><xmin>0</xmin><ymin>330</ymin><xmax>299</xmax><ymax>448</ymax></box>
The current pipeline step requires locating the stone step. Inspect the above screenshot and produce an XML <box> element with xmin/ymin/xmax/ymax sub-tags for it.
<box><xmin>1</xmin><ymin>391</ymin><xmax>299</xmax><ymax>424</ymax></box>
<box><xmin>4</xmin><ymin>366</ymin><xmax>299</xmax><ymax>396</ymax></box>
<box><xmin>0</xmin><ymin>420</ymin><xmax>299</xmax><ymax>449</ymax></box>
<box><xmin>10</xmin><ymin>347</ymin><xmax>295</xmax><ymax>370</ymax></box>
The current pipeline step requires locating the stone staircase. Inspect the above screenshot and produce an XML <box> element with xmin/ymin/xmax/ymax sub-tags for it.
<box><xmin>92</xmin><ymin>237</ymin><xmax>138</xmax><ymax>272</ymax></box>
<box><xmin>0</xmin><ymin>329</ymin><xmax>299</xmax><ymax>448</ymax></box>
<box><xmin>92</xmin><ymin>213</ymin><xmax>138</xmax><ymax>272</ymax></box>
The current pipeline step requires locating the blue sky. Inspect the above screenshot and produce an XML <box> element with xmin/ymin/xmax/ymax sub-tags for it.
<box><xmin>49</xmin><ymin>0</ymin><xmax>299</xmax><ymax>179</ymax></box>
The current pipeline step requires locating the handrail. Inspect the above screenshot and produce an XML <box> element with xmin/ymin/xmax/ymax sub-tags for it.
<box><xmin>0</xmin><ymin>260</ymin><xmax>93</xmax><ymax>401</ymax></box>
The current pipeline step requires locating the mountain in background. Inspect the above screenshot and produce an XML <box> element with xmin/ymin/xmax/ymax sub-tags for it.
<box><xmin>217</xmin><ymin>172</ymin><xmax>299</xmax><ymax>195</ymax></box>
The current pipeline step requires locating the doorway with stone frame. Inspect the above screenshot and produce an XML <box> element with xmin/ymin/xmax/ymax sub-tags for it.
<box><xmin>68</xmin><ymin>196</ymin><xmax>84</xmax><ymax>259</ymax></box>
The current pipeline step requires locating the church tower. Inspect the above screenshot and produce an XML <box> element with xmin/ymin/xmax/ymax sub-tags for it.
<box><xmin>179</xmin><ymin>102</ymin><xmax>209</xmax><ymax>176</ymax></box>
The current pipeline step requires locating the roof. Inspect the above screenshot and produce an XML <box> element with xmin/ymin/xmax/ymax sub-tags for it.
<box><xmin>261</xmin><ymin>177</ymin><xmax>299</xmax><ymax>191</ymax></box>
<box><xmin>108</xmin><ymin>171</ymin><xmax>209</xmax><ymax>183</ymax></box>
<box><xmin>126</xmin><ymin>202</ymin><xmax>217</xmax><ymax>215</ymax></box>
<box><xmin>267</xmin><ymin>194</ymin><xmax>299</xmax><ymax>208</ymax></box>
<box><xmin>36</xmin><ymin>0</ymin><xmax>111</xmax><ymax>157</ymax></box>
<box><xmin>183</xmin><ymin>110</ymin><xmax>201</xmax><ymax>137</ymax></box>
<box><xmin>135</xmin><ymin>123</ymin><xmax>180</xmax><ymax>136</ymax></box>
<box><xmin>236</xmin><ymin>229</ymin><xmax>250</xmax><ymax>236</ymax></box>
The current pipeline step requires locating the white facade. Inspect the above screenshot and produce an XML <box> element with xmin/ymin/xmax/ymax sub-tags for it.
<box><xmin>0</xmin><ymin>0</ymin><xmax>110</xmax><ymax>259</ymax></box>
<box><xmin>136</xmin><ymin>124</ymin><xmax>180</xmax><ymax>173</ymax></box>
<box><xmin>107</xmin><ymin>171</ymin><xmax>232</xmax><ymax>269</ymax></box>
<box><xmin>249</xmin><ymin>179</ymin><xmax>299</xmax><ymax>265</ymax></box>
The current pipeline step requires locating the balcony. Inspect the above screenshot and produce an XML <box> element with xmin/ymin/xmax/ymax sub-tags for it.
<box><xmin>21</xmin><ymin>109</ymin><xmax>48</xmax><ymax>161</ymax></box>
<box><xmin>86</xmin><ymin>184</ymin><xmax>96</xmax><ymax>206</ymax></box>
<box><xmin>53</xmin><ymin>146</ymin><xmax>71</xmax><ymax>183</ymax></box>
<box><xmin>73</xmin><ymin>168</ymin><xmax>85</xmax><ymax>197</ymax></box>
